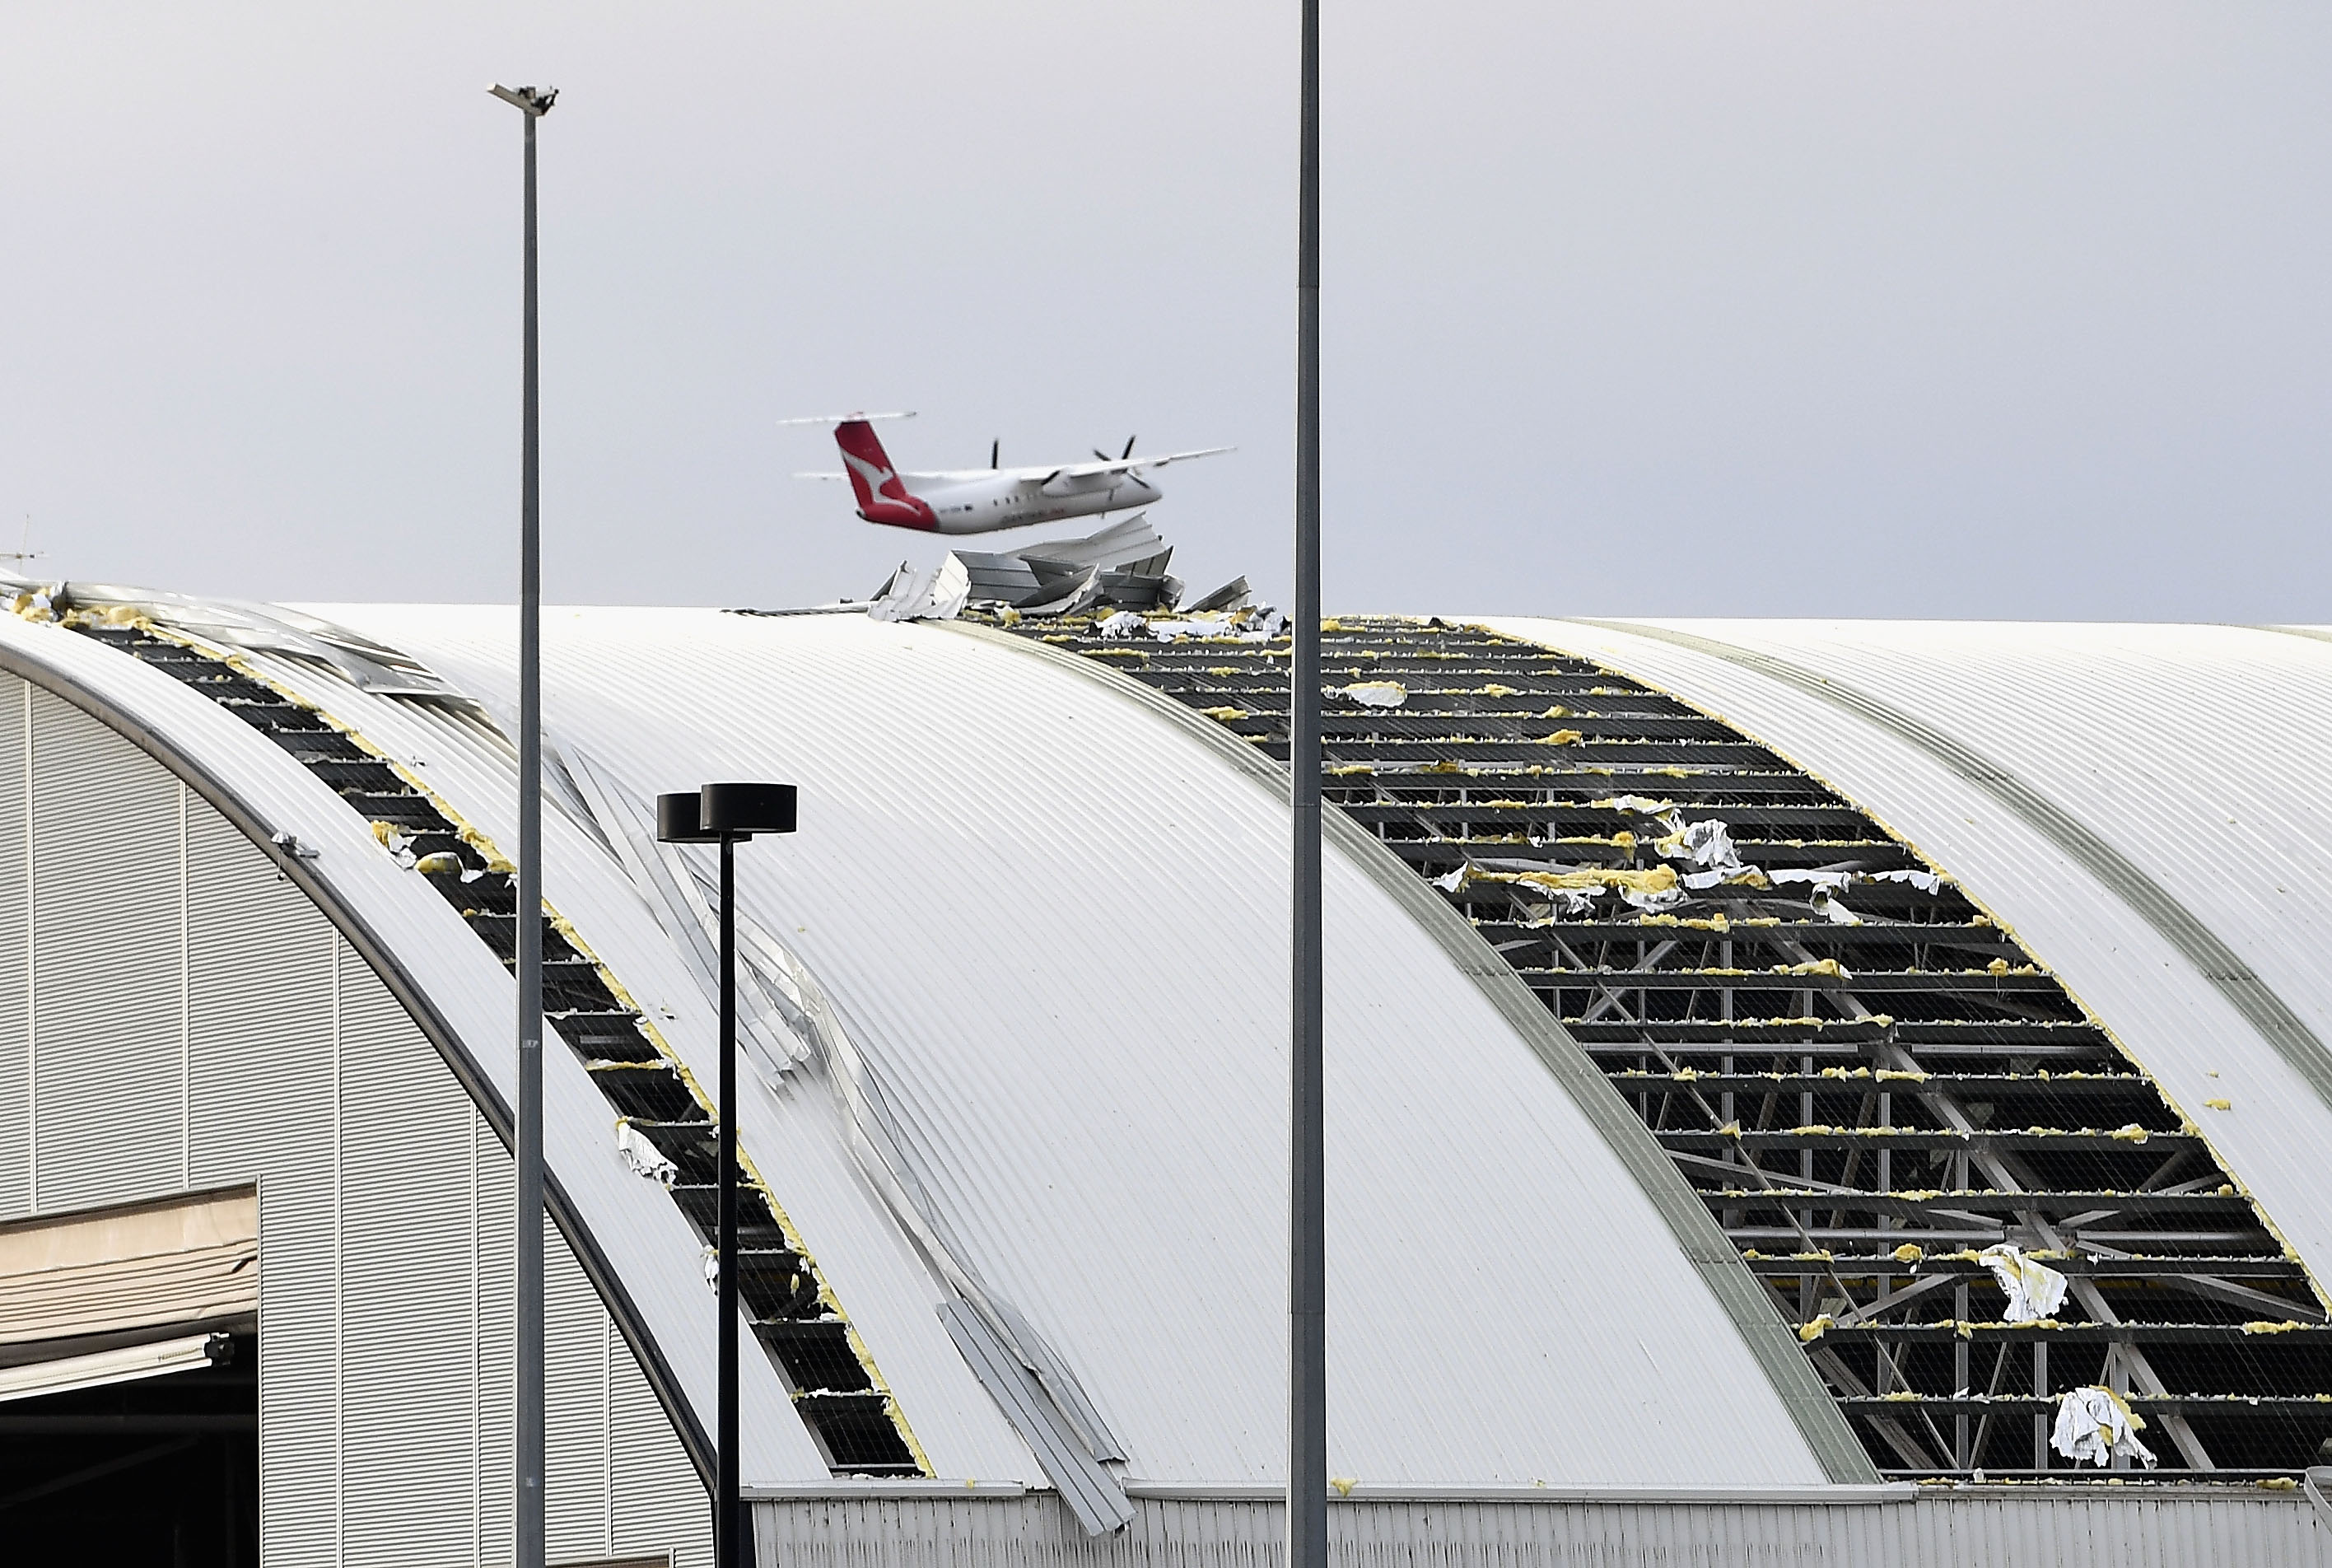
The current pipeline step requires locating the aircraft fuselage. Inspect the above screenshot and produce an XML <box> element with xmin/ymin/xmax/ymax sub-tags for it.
<box><xmin>809</xmin><ymin>414</ymin><xmax>1226</xmax><ymax>536</ymax></box>
<box><xmin>874</xmin><ymin>470</ymin><xmax>1165</xmax><ymax>535</ymax></box>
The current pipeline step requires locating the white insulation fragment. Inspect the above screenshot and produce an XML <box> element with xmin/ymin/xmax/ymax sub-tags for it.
<box><xmin>2050</xmin><ymin>1385</ymin><xmax>2157</xmax><ymax>1469</ymax></box>
<box><xmin>1144</xmin><ymin>604</ymin><xmax>1287</xmax><ymax>642</ymax></box>
<box><xmin>1976</xmin><ymin>1244</ymin><xmax>2068</xmax><ymax>1323</ymax></box>
<box><xmin>613</xmin><ymin>1119</ymin><xmax>679</xmax><ymax>1187</ymax></box>
<box><xmin>1337</xmin><ymin>681</ymin><xmax>1407</xmax><ymax>709</ymax></box>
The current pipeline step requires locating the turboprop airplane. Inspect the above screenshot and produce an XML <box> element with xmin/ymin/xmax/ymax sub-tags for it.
<box><xmin>784</xmin><ymin>411</ymin><xmax>1231</xmax><ymax>534</ymax></box>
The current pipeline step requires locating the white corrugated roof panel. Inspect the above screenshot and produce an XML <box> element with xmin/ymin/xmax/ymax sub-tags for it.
<box><xmin>306</xmin><ymin>603</ymin><xmax>1833</xmax><ymax>1488</ymax></box>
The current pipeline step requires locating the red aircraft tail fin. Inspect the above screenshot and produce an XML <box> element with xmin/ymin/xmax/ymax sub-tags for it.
<box><xmin>833</xmin><ymin>420</ymin><xmax>936</xmax><ymax>530</ymax></box>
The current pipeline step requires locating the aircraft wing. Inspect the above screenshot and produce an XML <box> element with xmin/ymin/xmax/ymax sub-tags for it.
<box><xmin>794</xmin><ymin>469</ymin><xmax>977</xmax><ymax>481</ymax></box>
<box><xmin>1043</xmin><ymin>446</ymin><xmax>1235</xmax><ymax>481</ymax></box>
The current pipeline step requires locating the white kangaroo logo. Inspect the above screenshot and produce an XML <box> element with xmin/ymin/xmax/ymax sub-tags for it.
<box><xmin>841</xmin><ymin>449</ymin><xmax>899</xmax><ymax>497</ymax></box>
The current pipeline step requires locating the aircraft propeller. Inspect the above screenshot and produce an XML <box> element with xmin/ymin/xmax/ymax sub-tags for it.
<box><xmin>1090</xmin><ymin>436</ymin><xmax>1138</xmax><ymax>463</ymax></box>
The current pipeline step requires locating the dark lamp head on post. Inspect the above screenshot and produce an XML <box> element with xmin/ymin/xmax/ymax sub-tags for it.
<box><xmin>701</xmin><ymin>782</ymin><xmax>797</xmax><ymax>838</ymax></box>
<box><xmin>656</xmin><ymin>783</ymin><xmax>797</xmax><ymax>843</ymax></box>
<box><xmin>662</xmin><ymin>777</ymin><xmax>794</xmax><ymax>1568</ymax></box>
<box><xmin>655</xmin><ymin>791</ymin><xmax>718</xmax><ymax>844</ymax></box>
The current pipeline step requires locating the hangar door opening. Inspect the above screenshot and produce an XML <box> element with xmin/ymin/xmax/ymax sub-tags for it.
<box><xmin>0</xmin><ymin>1188</ymin><xmax>258</xmax><ymax>1563</ymax></box>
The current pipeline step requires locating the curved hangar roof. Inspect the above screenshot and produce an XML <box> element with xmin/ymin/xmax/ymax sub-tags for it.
<box><xmin>3</xmin><ymin>591</ymin><xmax>2329</xmax><ymax>1510</ymax></box>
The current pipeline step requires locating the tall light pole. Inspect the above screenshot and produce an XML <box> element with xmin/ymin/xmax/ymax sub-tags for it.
<box><xmin>1290</xmin><ymin>0</ymin><xmax>1326</xmax><ymax>1566</ymax></box>
<box><xmin>659</xmin><ymin>783</ymin><xmax>799</xmax><ymax>1568</ymax></box>
<box><xmin>489</xmin><ymin>79</ymin><xmax>556</xmax><ymax>1568</ymax></box>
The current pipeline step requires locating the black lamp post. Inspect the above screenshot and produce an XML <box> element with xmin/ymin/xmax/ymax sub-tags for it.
<box><xmin>657</xmin><ymin>782</ymin><xmax>799</xmax><ymax>1568</ymax></box>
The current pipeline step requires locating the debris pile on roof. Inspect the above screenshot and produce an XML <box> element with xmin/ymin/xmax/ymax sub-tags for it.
<box><xmin>868</xmin><ymin>554</ymin><xmax>970</xmax><ymax>623</ymax></box>
<box><xmin>866</xmin><ymin>516</ymin><xmax>1258</xmax><ymax>625</ymax></box>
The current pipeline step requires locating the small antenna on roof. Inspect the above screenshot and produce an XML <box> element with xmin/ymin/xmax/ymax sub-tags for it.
<box><xmin>0</xmin><ymin>515</ymin><xmax>41</xmax><ymax>567</ymax></box>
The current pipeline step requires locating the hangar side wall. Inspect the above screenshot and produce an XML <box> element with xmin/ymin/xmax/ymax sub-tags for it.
<box><xmin>752</xmin><ymin>1491</ymin><xmax>2332</xmax><ymax>1566</ymax></box>
<box><xmin>0</xmin><ymin>677</ymin><xmax>709</xmax><ymax>1568</ymax></box>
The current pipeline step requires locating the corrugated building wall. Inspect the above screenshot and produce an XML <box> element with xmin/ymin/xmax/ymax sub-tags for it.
<box><xmin>0</xmin><ymin>674</ymin><xmax>710</xmax><ymax>1567</ymax></box>
<box><xmin>753</xmin><ymin>1489</ymin><xmax>2332</xmax><ymax>1566</ymax></box>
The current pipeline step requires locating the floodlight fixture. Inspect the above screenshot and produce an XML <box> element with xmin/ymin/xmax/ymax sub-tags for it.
<box><xmin>489</xmin><ymin>83</ymin><xmax>558</xmax><ymax>117</ymax></box>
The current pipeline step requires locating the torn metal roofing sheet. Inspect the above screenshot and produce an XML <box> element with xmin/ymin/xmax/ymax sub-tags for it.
<box><xmin>58</xmin><ymin>603</ymin><xmax>1025</xmax><ymax>1485</ymax></box>
<box><xmin>1026</xmin><ymin>610</ymin><xmax>2332</xmax><ymax>1479</ymax></box>
<box><xmin>1468</xmin><ymin>616</ymin><xmax>2332</xmax><ymax>1470</ymax></box>
<box><xmin>1483</xmin><ymin>618</ymin><xmax>2332</xmax><ymax>1291</ymax></box>
<box><xmin>301</xmin><ymin>602</ymin><xmax>1839</xmax><ymax>1490</ymax></box>
<box><xmin>52</xmin><ymin>585</ymin><xmax>2332</xmax><ymax>1492</ymax></box>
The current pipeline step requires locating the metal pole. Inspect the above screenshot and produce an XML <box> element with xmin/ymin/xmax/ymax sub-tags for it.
<box><xmin>717</xmin><ymin>832</ymin><xmax>740</xmax><ymax>1568</ymax></box>
<box><xmin>515</xmin><ymin>103</ymin><xmax>547</xmax><ymax>1568</ymax></box>
<box><xmin>491</xmin><ymin>79</ymin><xmax>554</xmax><ymax>1568</ymax></box>
<box><xmin>1290</xmin><ymin>0</ymin><xmax>1326</xmax><ymax>1564</ymax></box>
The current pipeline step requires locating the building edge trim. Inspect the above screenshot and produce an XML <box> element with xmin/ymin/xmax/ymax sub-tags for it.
<box><xmin>0</xmin><ymin>636</ymin><xmax>717</xmax><ymax>1488</ymax></box>
<box><xmin>944</xmin><ymin>618</ymin><xmax>1879</xmax><ymax>1486</ymax></box>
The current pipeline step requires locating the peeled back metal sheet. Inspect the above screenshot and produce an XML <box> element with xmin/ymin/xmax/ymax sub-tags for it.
<box><xmin>939</xmin><ymin>1300</ymin><xmax>1132</xmax><ymax>1538</ymax></box>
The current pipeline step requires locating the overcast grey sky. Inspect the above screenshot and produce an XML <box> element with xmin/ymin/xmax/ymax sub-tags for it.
<box><xmin>3</xmin><ymin>4</ymin><xmax>2327</xmax><ymax>619</ymax></box>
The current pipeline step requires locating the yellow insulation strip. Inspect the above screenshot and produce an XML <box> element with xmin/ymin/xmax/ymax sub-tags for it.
<box><xmin>540</xmin><ymin>920</ymin><xmax>935</xmax><ymax>1474</ymax></box>
<box><xmin>459</xmin><ymin>828</ymin><xmax>517</xmax><ymax>875</ymax></box>
<box><xmin>1458</xmin><ymin>864</ymin><xmax>1680</xmax><ymax>897</ymax></box>
<box><xmin>60</xmin><ymin>604</ymin><xmax>152</xmax><ymax>632</ymax></box>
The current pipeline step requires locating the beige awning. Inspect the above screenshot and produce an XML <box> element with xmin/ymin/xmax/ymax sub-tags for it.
<box><xmin>0</xmin><ymin>1187</ymin><xmax>258</xmax><ymax>1347</ymax></box>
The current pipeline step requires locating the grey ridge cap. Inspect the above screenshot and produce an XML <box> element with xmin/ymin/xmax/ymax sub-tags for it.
<box><xmin>946</xmin><ymin>618</ymin><xmax>1880</xmax><ymax>1486</ymax></box>
<box><xmin>1562</xmin><ymin>617</ymin><xmax>2332</xmax><ymax>1126</ymax></box>
<box><xmin>0</xmin><ymin>624</ymin><xmax>716</xmax><ymax>1486</ymax></box>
